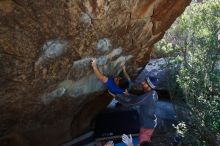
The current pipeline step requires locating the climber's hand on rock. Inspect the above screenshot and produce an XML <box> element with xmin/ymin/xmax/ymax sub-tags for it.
<box><xmin>91</xmin><ymin>58</ymin><xmax>97</xmax><ymax>67</ymax></box>
<box><xmin>121</xmin><ymin>63</ymin><xmax>126</xmax><ymax>70</ymax></box>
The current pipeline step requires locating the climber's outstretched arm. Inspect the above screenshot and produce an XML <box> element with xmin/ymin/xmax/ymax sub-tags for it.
<box><xmin>91</xmin><ymin>58</ymin><xmax>108</xmax><ymax>83</ymax></box>
<box><xmin>121</xmin><ymin>64</ymin><xmax>131</xmax><ymax>81</ymax></box>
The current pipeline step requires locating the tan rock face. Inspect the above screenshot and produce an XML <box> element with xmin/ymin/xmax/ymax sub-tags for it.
<box><xmin>0</xmin><ymin>0</ymin><xmax>191</xmax><ymax>145</ymax></box>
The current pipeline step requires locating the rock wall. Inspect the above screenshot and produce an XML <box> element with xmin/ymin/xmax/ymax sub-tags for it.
<box><xmin>0</xmin><ymin>0</ymin><xmax>191</xmax><ymax>146</ymax></box>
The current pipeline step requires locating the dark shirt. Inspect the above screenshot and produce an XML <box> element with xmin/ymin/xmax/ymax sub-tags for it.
<box><xmin>139</xmin><ymin>90</ymin><xmax>158</xmax><ymax>128</ymax></box>
<box><xmin>116</xmin><ymin>90</ymin><xmax>158</xmax><ymax>128</ymax></box>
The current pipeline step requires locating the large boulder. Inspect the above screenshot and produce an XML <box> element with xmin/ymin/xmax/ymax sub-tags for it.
<box><xmin>135</xmin><ymin>58</ymin><xmax>177</xmax><ymax>90</ymax></box>
<box><xmin>0</xmin><ymin>0</ymin><xmax>191</xmax><ymax>146</ymax></box>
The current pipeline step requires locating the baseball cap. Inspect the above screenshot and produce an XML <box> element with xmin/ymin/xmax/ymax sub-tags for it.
<box><xmin>145</xmin><ymin>76</ymin><xmax>158</xmax><ymax>89</ymax></box>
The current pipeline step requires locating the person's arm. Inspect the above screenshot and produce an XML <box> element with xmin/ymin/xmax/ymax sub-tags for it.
<box><xmin>91</xmin><ymin>58</ymin><xmax>108</xmax><ymax>83</ymax></box>
<box><xmin>121</xmin><ymin>64</ymin><xmax>131</xmax><ymax>81</ymax></box>
<box><xmin>104</xmin><ymin>140</ymin><xmax>114</xmax><ymax>146</ymax></box>
<box><xmin>121</xmin><ymin>64</ymin><xmax>132</xmax><ymax>91</ymax></box>
<box><xmin>108</xmin><ymin>90</ymin><xmax>116</xmax><ymax>97</ymax></box>
<box><xmin>104</xmin><ymin>144</ymin><xmax>114</xmax><ymax>146</ymax></box>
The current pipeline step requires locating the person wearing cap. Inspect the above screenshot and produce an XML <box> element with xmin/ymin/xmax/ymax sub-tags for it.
<box><xmin>115</xmin><ymin>76</ymin><xmax>158</xmax><ymax>146</ymax></box>
<box><xmin>91</xmin><ymin>58</ymin><xmax>131</xmax><ymax>96</ymax></box>
<box><xmin>138</xmin><ymin>76</ymin><xmax>158</xmax><ymax>145</ymax></box>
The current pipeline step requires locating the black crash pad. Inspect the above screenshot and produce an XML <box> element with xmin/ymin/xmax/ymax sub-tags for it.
<box><xmin>95</xmin><ymin>109</ymin><xmax>140</xmax><ymax>141</ymax></box>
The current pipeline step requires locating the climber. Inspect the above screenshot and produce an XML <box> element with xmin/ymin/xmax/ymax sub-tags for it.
<box><xmin>115</xmin><ymin>76</ymin><xmax>159</xmax><ymax>145</ymax></box>
<box><xmin>91</xmin><ymin>58</ymin><xmax>131</xmax><ymax>96</ymax></box>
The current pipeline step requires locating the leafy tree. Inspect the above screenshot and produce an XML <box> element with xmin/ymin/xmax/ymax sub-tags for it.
<box><xmin>155</xmin><ymin>0</ymin><xmax>220</xmax><ymax>145</ymax></box>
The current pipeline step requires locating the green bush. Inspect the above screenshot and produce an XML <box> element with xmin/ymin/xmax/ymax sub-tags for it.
<box><xmin>156</xmin><ymin>0</ymin><xmax>220</xmax><ymax>139</ymax></box>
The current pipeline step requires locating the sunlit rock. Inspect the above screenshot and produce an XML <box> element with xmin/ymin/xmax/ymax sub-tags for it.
<box><xmin>80</xmin><ymin>13</ymin><xmax>92</xmax><ymax>27</ymax></box>
<box><xmin>136</xmin><ymin>58</ymin><xmax>177</xmax><ymax>90</ymax></box>
<box><xmin>96</xmin><ymin>38</ymin><xmax>111</xmax><ymax>53</ymax></box>
<box><xmin>35</xmin><ymin>40</ymin><xmax>68</xmax><ymax>66</ymax></box>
